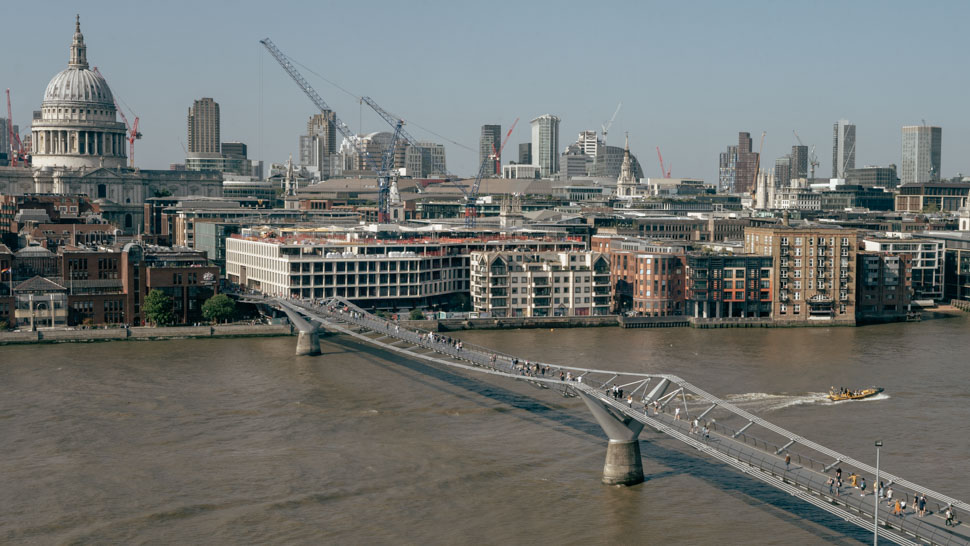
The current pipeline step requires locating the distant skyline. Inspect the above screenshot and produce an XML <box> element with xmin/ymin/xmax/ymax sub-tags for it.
<box><xmin>4</xmin><ymin>0</ymin><xmax>970</xmax><ymax>183</ymax></box>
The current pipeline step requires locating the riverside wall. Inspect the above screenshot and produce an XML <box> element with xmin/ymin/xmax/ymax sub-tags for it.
<box><xmin>0</xmin><ymin>324</ymin><xmax>293</xmax><ymax>345</ymax></box>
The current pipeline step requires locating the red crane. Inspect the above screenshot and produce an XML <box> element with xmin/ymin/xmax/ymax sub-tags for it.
<box><xmin>92</xmin><ymin>67</ymin><xmax>141</xmax><ymax>168</ymax></box>
<box><xmin>493</xmin><ymin>118</ymin><xmax>519</xmax><ymax>175</ymax></box>
<box><xmin>656</xmin><ymin>146</ymin><xmax>671</xmax><ymax>178</ymax></box>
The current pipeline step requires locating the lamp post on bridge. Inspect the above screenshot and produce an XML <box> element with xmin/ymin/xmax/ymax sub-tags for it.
<box><xmin>874</xmin><ymin>440</ymin><xmax>882</xmax><ymax>545</ymax></box>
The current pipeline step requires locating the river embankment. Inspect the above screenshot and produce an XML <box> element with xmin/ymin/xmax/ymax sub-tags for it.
<box><xmin>0</xmin><ymin>323</ymin><xmax>293</xmax><ymax>345</ymax></box>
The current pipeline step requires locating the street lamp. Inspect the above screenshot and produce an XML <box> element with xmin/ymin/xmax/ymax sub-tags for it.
<box><xmin>874</xmin><ymin>440</ymin><xmax>883</xmax><ymax>546</ymax></box>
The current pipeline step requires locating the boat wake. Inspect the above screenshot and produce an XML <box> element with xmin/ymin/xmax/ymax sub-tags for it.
<box><xmin>830</xmin><ymin>392</ymin><xmax>891</xmax><ymax>404</ymax></box>
<box><xmin>724</xmin><ymin>392</ymin><xmax>831</xmax><ymax>412</ymax></box>
<box><xmin>723</xmin><ymin>391</ymin><xmax>891</xmax><ymax>411</ymax></box>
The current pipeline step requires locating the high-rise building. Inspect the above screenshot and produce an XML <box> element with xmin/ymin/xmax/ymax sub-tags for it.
<box><xmin>774</xmin><ymin>156</ymin><xmax>791</xmax><ymax>188</ymax></box>
<box><xmin>791</xmin><ymin>145</ymin><xmax>808</xmax><ymax>179</ymax></box>
<box><xmin>518</xmin><ymin>143</ymin><xmax>531</xmax><ymax>165</ymax></box>
<box><xmin>578</xmin><ymin>130</ymin><xmax>600</xmax><ymax>157</ymax></box>
<box><xmin>187</xmin><ymin>98</ymin><xmax>220</xmax><ymax>154</ymax></box>
<box><xmin>479</xmin><ymin>124</ymin><xmax>501</xmax><ymax>176</ymax></box>
<box><xmin>299</xmin><ymin>111</ymin><xmax>337</xmax><ymax>178</ymax></box>
<box><xmin>735</xmin><ymin>132</ymin><xmax>759</xmax><ymax>194</ymax></box>
<box><xmin>718</xmin><ymin>144</ymin><xmax>737</xmax><ymax>193</ymax></box>
<box><xmin>530</xmin><ymin>114</ymin><xmax>560</xmax><ymax>177</ymax></box>
<box><xmin>901</xmin><ymin>125</ymin><xmax>942</xmax><ymax>184</ymax></box>
<box><xmin>832</xmin><ymin>119</ymin><xmax>856</xmax><ymax>178</ymax></box>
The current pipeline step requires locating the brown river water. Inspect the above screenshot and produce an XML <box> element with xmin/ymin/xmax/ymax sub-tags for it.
<box><xmin>1</xmin><ymin>313</ymin><xmax>968</xmax><ymax>544</ymax></box>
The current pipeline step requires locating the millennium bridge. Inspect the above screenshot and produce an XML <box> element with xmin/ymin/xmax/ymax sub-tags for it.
<box><xmin>251</xmin><ymin>294</ymin><xmax>968</xmax><ymax>546</ymax></box>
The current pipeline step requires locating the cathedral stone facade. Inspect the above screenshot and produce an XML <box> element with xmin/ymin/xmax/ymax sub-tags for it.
<box><xmin>0</xmin><ymin>16</ymin><xmax>222</xmax><ymax>232</ymax></box>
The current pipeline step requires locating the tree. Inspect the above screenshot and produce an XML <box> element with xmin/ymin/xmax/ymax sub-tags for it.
<box><xmin>202</xmin><ymin>294</ymin><xmax>235</xmax><ymax>323</ymax></box>
<box><xmin>144</xmin><ymin>289</ymin><xmax>175</xmax><ymax>326</ymax></box>
<box><xmin>409</xmin><ymin>308</ymin><xmax>425</xmax><ymax>320</ymax></box>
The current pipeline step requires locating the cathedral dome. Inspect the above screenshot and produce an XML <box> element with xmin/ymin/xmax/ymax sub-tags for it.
<box><xmin>43</xmin><ymin>68</ymin><xmax>113</xmax><ymax>106</ymax></box>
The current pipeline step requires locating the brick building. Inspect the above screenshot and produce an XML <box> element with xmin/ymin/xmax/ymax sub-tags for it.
<box><xmin>591</xmin><ymin>235</ymin><xmax>687</xmax><ymax>316</ymax></box>
<box><xmin>685</xmin><ymin>253</ymin><xmax>773</xmax><ymax>318</ymax></box>
<box><xmin>745</xmin><ymin>225</ymin><xmax>858</xmax><ymax>323</ymax></box>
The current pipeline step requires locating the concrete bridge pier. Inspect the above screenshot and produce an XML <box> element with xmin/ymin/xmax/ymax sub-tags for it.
<box><xmin>295</xmin><ymin>329</ymin><xmax>320</xmax><ymax>356</ymax></box>
<box><xmin>577</xmin><ymin>390</ymin><xmax>645</xmax><ymax>486</ymax></box>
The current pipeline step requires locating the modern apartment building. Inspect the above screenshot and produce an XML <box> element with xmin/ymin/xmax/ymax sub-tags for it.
<box><xmin>685</xmin><ymin>253</ymin><xmax>773</xmax><ymax>319</ymax></box>
<box><xmin>863</xmin><ymin>234</ymin><xmax>942</xmax><ymax>301</ymax></box>
<box><xmin>856</xmin><ymin>252</ymin><xmax>912</xmax><ymax>323</ymax></box>
<box><xmin>901</xmin><ymin>125</ymin><xmax>942</xmax><ymax>184</ymax></box>
<box><xmin>530</xmin><ymin>114</ymin><xmax>560</xmax><ymax>178</ymax></box>
<box><xmin>832</xmin><ymin>119</ymin><xmax>856</xmax><ymax>179</ymax></box>
<box><xmin>187</xmin><ymin>98</ymin><xmax>220</xmax><ymax>154</ymax></box>
<box><xmin>745</xmin><ymin>225</ymin><xmax>858</xmax><ymax>323</ymax></box>
<box><xmin>469</xmin><ymin>251</ymin><xmax>611</xmax><ymax>317</ymax></box>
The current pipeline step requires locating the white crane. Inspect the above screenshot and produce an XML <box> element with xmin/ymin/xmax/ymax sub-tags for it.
<box><xmin>601</xmin><ymin>102</ymin><xmax>622</xmax><ymax>145</ymax></box>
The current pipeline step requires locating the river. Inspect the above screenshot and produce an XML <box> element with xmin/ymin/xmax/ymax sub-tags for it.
<box><xmin>1</xmin><ymin>313</ymin><xmax>968</xmax><ymax>544</ymax></box>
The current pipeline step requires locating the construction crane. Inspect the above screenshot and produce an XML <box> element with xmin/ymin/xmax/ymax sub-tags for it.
<box><xmin>92</xmin><ymin>67</ymin><xmax>141</xmax><ymax>168</ymax></box>
<box><xmin>601</xmin><ymin>102</ymin><xmax>621</xmax><ymax>145</ymax></box>
<box><xmin>376</xmin><ymin>120</ymin><xmax>404</xmax><ymax>222</ymax></box>
<box><xmin>361</xmin><ymin>94</ymin><xmax>518</xmax><ymax>225</ymax></box>
<box><xmin>656</xmin><ymin>147</ymin><xmax>671</xmax><ymax>178</ymax></box>
<box><xmin>260</xmin><ymin>39</ymin><xmax>397</xmax><ymax>219</ymax></box>
<box><xmin>6</xmin><ymin>89</ymin><xmax>26</xmax><ymax>166</ymax></box>
<box><xmin>461</xmin><ymin>118</ymin><xmax>518</xmax><ymax>226</ymax></box>
<box><xmin>260</xmin><ymin>38</ymin><xmax>378</xmax><ymax>176</ymax></box>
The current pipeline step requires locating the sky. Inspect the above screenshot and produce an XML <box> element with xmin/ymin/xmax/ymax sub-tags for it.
<box><xmin>3</xmin><ymin>0</ymin><xmax>970</xmax><ymax>183</ymax></box>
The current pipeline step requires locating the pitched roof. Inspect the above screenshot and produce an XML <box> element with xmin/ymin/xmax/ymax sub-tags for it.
<box><xmin>13</xmin><ymin>275</ymin><xmax>68</xmax><ymax>293</ymax></box>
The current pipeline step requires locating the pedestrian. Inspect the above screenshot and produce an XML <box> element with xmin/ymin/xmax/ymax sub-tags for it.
<box><xmin>878</xmin><ymin>481</ymin><xmax>885</xmax><ymax>499</ymax></box>
<box><xmin>859</xmin><ymin>477</ymin><xmax>866</xmax><ymax>496</ymax></box>
<box><xmin>849</xmin><ymin>473</ymin><xmax>858</xmax><ymax>488</ymax></box>
<box><xmin>827</xmin><ymin>477</ymin><xmax>834</xmax><ymax>494</ymax></box>
<box><xmin>945</xmin><ymin>505</ymin><xmax>954</xmax><ymax>526</ymax></box>
<box><xmin>627</xmin><ymin>394</ymin><xmax>633</xmax><ymax>408</ymax></box>
<box><xmin>893</xmin><ymin>499</ymin><xmax>902</xmax><ymax>517</ymax></box>
<box><xmin>918</xmin><ymin>494</ymin><xmax>926</xmax><ymax>518</ymax></box>
<box><xmin>885</xmin><ymin>486</ymin><xmax>894</xmax><ymax>506</ymax></box>
<box><xmin>674</xmin><ymin>407</ymin><xmax>681</xmax><ymax>420</ymax></box>
<box><xmin>703</xmin><ymin>426</ymin><xmax>710</xmax><ymax>441</ymax></box>
<box><xmin>785</xmin><ymin>453</ymin><xmax>791</xmax><ymax>471</ymax></box>
<box><xmin>836</xmin><ymin>467</ymin><xmax>842</xmax><ymax>482</ymax></box>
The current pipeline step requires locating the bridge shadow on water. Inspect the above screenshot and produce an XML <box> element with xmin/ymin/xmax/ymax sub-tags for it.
<box><xmin>332</xmin><ymin>336</ymin><xmax>870</xmax><ymax>544</ymax></box>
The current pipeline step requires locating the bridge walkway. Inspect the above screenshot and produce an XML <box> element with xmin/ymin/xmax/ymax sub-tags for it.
<box><xmin>280</xmin><ymin>297</ymin><xmax>968</xmax><ymax>546</ymax></box>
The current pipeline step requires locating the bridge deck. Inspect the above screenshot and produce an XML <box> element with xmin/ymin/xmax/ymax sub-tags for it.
<box><xmin>275</xmin><ymin>297</ymin><xmax>967</xmax><ymax>546</ymax></box>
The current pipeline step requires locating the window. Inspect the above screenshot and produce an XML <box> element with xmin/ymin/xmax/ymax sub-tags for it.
<box><xmin>794</xmin><ymin>304</ymin><xmax>801</xmax><ymax>314</ymax></box>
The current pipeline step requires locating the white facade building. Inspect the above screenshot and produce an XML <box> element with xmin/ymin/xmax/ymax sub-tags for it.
<box><xmin>470</xmin><ymin>251</ymin><xmax>611</xmax><ymax>317</ymax></box>
<box><xmin>863</xmin><ymin>234</ymin><xmax>944</xmax><ymax>301</ymax></box>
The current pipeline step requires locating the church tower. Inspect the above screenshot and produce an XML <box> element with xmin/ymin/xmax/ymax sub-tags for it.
<box><xmin>615</xmin><ymin>134</ymin><xmax>637</xmax><ymax>199</ymax></box>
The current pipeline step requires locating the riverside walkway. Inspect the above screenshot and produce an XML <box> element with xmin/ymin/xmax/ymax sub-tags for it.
<box><xmin>275</xmin><ymin>296</ymin><xmax>968</xmax><ymax>546</ymax></box>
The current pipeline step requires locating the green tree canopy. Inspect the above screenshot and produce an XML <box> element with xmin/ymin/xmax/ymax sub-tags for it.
<box><xmin>202</xmin><ymin>294</ymin><xmax>236</xmax><ymax>323</ymax></box>
<box><xmin>409</xmin><ymin>308</ymin><xmax>425</xmax><ymax>320</ymax></box>
<box><xmin>144</xmin><ymin>289</ymin><xmax>175</xmax><ymax>326</ymax></box>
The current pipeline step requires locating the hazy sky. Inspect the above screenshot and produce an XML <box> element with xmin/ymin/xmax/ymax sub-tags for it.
<box><xmin>4</xmin><ymin>0</ymin><xmax>969</xmax><ymax>182</ymax></box>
